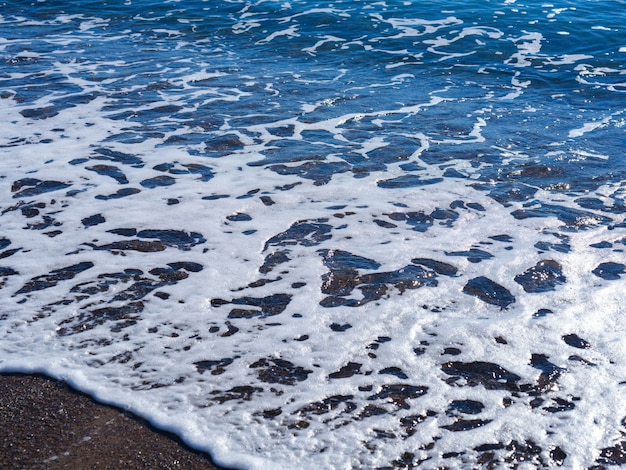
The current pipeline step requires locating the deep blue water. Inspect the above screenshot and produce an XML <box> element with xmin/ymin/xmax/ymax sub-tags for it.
<box><xmin>3</xmin><ymin>1</ymin><xmax>624</xmax><ymax>190</ymax></box>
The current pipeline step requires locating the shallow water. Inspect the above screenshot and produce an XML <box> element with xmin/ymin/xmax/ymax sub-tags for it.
<box><xmin>1</xmin><ymin>1</ymin><xmax>626</xmax><ymax>468</ymax></box>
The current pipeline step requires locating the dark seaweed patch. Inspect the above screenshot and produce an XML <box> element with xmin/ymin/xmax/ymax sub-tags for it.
<box><xmin>210</xmin><ymin>386</ymin><xmax>263</xmax><ymax>404</ymax></box>
<box><xmin>57</xmin><ymin>301</ymin><xmax>144</xmax><ymax>335</ymax></box>
<box><xmin>44</xmin><ymin>230</ymin><xmax>62</xmax><ymax>238</ymax></box>
<box><xmin>264</xmin><ymin>219</ymin><xmax>332</xmax><ymax>250</ymax></box>
<box><xmin>0</xmin><ymin>267</ymin><xmax>19</xmax><ymax>277</ymax></box>
<box><xmin>112</xmin><ymin>278</ymin><xmax>183</xmax><ymax>302</ymax></box>
<box><xmin>511</xmin><ymin>203</ymin><xmax>612</xmax><ymax>229</ymax></box>
<box><xmin>385</xmin><ymin>211</ymin><xmax>432</xmax><ymax>232</ymax></box>
<box><xmin>372</xmin><ymin>429</ymin><xmax>397</xmax><ymax>439</ymax></box>
<box><xmin>590</xmin><ymin>240</ymin><xmax>613</xmax><ymax>248</ymax></box>
<box><xmin>592</xmin><ymin>262</ymin><xmax>626</xmax><ymax>280</ymax></box>
<box><xmin>107</xmin><ymin>264</ymin><xmax>199</xmax><ymax>302</ymax></box>
<box><xmin>462</xmin><ymin>276</ymin><xmax>515</xmax><ymax>308</ymax></box>
<box><xmin>183</xmin><ymin>163</ymin><xmax>214</xmax><ymax>181</ymax></box>
<box><xmin>81</xmin><ymin>213</ymin><xmax>106</xmax><ymax>227</ymax></box>
<box><xmin>268</xmin><ymin>161</ymin><xmax>351</xmax><ymax>185</ymax></box>
<box><xmin>320</xmin><ymin>267</ymin><xmax>358</xmax><ymax>298</ymax></box>
<box><xmin>95</xmin><ymin>188</ymin><xmax>141</xmax><ymax>200</ymax></box>
<box><xmin>503</xmin><ymin>440</ymin><xmax>545</xmax><ymax>466</ymax></box>
<box><xmin>153</xmin><ymin>162</ymin><xmax>214</xmax><ymax>181</ymax></box>
<box><xmin>140</xmin><ymin>175</ymin><xmax>176</xmax><ymax>188</ymax></box>
<box><xmin>531</xmin><ymin>309</ymin><xmax>553</xmax><ymax>319</ymax></box>
<box><xmin>0</xmin><ymin>248</ymin><xmax>19</xmax><ymax>260</ymax></box>
<box><xmin>248</xmin><ymin>140</ymin><xmax>329</xmax><ymax>167</ymax></box>
<box><xmin>11</xmin><ymin>178</ymin><xmax>71</xmax><ymax>198</ymax></box>
<box><xmin>86</xmin><ymin>165</ymin><xmax>129</xmax><ymax>184</ymax></box>
<box><xmin>562</xmin><ymin>334</ymin><xmax>590</xmax><ymax>349</ymax></box>
<box><xmin>320</xmin><ymin>263</ymin><xmax>437</xmax><ymax>307</ymax></box>
<box><xmin>543</xmin><ymin>397</ymin><xmax>576</xmax><ymax>413</ymax></box>
<box><xmin>441</xmin><ymin>418</ymin><xmax>492</xmax><ymax>432</ymax></box>
<box><xmin>214</xmin><ymin>293</ymin><xmax>292</xmax><ymax>318</ymax></box>
<box><xmin>377</xmin><ymin>175</ymin><xmax>443</xmax><ymax>188</ymax></box>
<box><xmin>204</xmin><ymin>134</ymin><xmax>244</xmax><ymax>156</ymax></box>
<box><xmin>71</xmin><ymin>268</ymin><xmax>143</xmax><ymax>296</ymax></box>
<box><xmin>195</xmin><ymin>357</ymin><xmax>236</xmax><ymax>375</ymax></box>
<box><xmin>576</xmin><ymin>197</ymin><xmax>626</xmax><ymax>214</ymax></box>
<box><xmin>0</xmin><ymin>266</ymin><xmax>19</xmax><ymax>289</ymax></box>
<box><xmin>228</xmin><ymin>309</ymin><xmax>264</xmax><ymax>319</ymax></box>
<box><xmin>19</xmin><ymin>202</ymin><xmax>45</xmax><ymax>218</ymax></box>
<box><xmin>25</xmin><ymin>214</ymin><xmax>62</xmax><ymax>231</ymax></box>
<box><xmin>367</xmin><ymin>384</ymin><xmax>428</xmax><ymax>409</ymax></box>
<box><xmin>447</xmin><ymin>399</ymin><xmax>485</xmax><ymax>415</ymax></box>
<box><xmin>56</xmin><ymin>263</ymin><xmax>202</xmax><ymax>334</ymax></box>
<box><xmin>379</xmin><ymin>367</ymin><xmax>408</xmax><ymax>379</ymax></box>
<box><xmin>467</xmin><ymin>202</ymin><xmax>486</xmax><ymax>211</ymax></box>
<box><xmin>94</xmin><ymin>229</ymin><xmax>206</xmax><ymax>252</ymax></box>
<box><xmin>597</xmin><ymin>441</ymin><xmax>626</xmax><ymax>465</ymax></box>
<box><xmin>168</xmin><ymin>261</ymin><xmax>203</xmax><ymax>272</ymax></box>
<box><xmin>473</xmin><ymin>440</ymin><xmax>550</xmax><ymax>467</ymax></box>
<box><xmin>480</xmin><ymin>182</ymin><xmax>538</xmax><ymax>204</ymax></box>
<box><xmin>250</xmin><ymin>358</ymin><xmax>312</xmax><ymax>385</ymax></box>
<box><xmin>91</xmin><ymin>148</ymin><xmax>144</xmax><ymax>167</ymax></box>
<box><xmin>259</xmin><ymin>250</ymin><xmax>291</xmax><ymax>274</ymax></box>
<box><xmin>226</xmin><ymin>212</ymin><xmax>252</xmax><ymax>222</ymax></box>
<box><xmin>108</xmin><ymin>228</ymin><xmax>137</xmax><ymax>237</ymax></box>
<box><xmin>489</xmin><ymin>234</ymin><xmax>513</xmax><ymax>242</ymax></box>
<box><xmin>220</xmin><ymin>322</ymin><xmax>239</xmax><ymax>337</ymax></box>
<box><xmin>256</xmin><ymin>408</ymin><xmax>283</xmax><ymax>419</ymax></box>
<box><xmin>400</xmin><ymin>411</ymin><xmax>437</xmax><ymax>437</ymax></box>
<box><xmin>568</xmin><ymin>355</ymin><xmax>595</xmax><ymax>365</ymax></box>
<box><xmin>237</xmin><ymin>189</ymin><xmax>260</xmax><ymax>200</ymax></box>
<box><xmin>410</xmin><ymin>258</ymin><xmax>458</xmax><ymax>276</ymax></box>
<box><xmin>534</xmin><ymin>240</ymin><xmax>571</xmax><ymax>253</ymax></box>
<box><xmin>358</xmin><ymin>404</ymin><xmax>388</xmax><ymax>419</ymax></box>
<box><xmin>327</xmin><ymin>362</ymin><xmax>361</xmax><ymax>380</ymax></box>
<box><xmin>530</xmin><ymin>354</ymin><xmax>565</xmax><ymax>391</ymax></box>
<box><xmin>20</xmin><ymin>107</ymin><xmax>59</xmax><ymax>119</ymax></box>
<box><xmin>138</xmin><ymin>229</ymin><xmax>205</xmax><ymax>248</ymax></box>
<box><xmin>259</xmin><ymin>195</ymin><xmax>275</xmax><ymax>206</ymax></box>
<box><xmin>445</xmin><ymin>248</ymin><xmax>493</xmax><ymax>263</ymax></box>
<box><xmin>385</xmin><ymin>207</ymin><xmax>458</xmax><ymax>232</ymax></box>
<box><xmin>92</xmin><ymin>240</ymin><xmax>167</xmax><ymax>252</ymax></box>
<box><xmin>514</xmin><ymin>260</ymin><xmax>566</xmax><ymax>293</ymax></box>
<box><xmin>286</xmin><ymin>420</ymin><xmax>309</xmax><ymax>430</ymax></box>
<box><xmin>329</xmin><ymin>323</ymin><xmax>352</xmax><ymax>332</ymax></box>
<box><xmin>16</xmin><ymin>261</ymin><xmax>94</xmax><ymax>295</ymax></box>
<box><xmin>319</xmin><ymin>249</ymin><xmax>381</xmax><ymax>271</ymax></box>
<box><xmin>373</xmin><ymin>219</ymin><xmax>397</xmax><ymax>229</ymax></box>
<box><xmin>550</xmin><ymin>446</ymin><xmax>567</xmax><ymax>465</ymax></box>
<box><xmin>231</xmin><ymin>294</ymin><xmax>292</xmax><ymax>316</ymax></box>
<box><xmin>295</xmin><ymin>395</ymin><xmax>356</xmax><ymax>418</ymax></box>
<box><xmin>442</xmin><ymin>361</ymin><xmax>521</xmax><ymax>391</ymax></box>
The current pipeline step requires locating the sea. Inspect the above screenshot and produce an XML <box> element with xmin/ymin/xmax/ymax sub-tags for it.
<box><xmin>1</xmin><ymin>0</ymin><xmax>625</xmax><ymax>468</ymax></box>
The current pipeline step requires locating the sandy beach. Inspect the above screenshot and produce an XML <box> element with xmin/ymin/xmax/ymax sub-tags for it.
<box><xmin>0</xmin><ymin>373</ymin><xmax>230</xmax><ymax>469</ymax></box>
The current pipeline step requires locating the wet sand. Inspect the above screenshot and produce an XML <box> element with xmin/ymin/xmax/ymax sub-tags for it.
<box><xmin>0</xmin><ymin>373</ymin><xmax>232</xmax><ymax>469</ymax></box>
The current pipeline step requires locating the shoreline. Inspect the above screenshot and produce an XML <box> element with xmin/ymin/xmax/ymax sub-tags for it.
<box><xmin>0</xmin><ymin>373</ymin><xmax>233</xmax><ymax>469</ymax></box>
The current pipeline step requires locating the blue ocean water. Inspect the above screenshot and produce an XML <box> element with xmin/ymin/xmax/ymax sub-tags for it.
<box><xmin>1</xmin><ymin>1</ymin><xmax>625</xmax><ymax>468</ymax></box>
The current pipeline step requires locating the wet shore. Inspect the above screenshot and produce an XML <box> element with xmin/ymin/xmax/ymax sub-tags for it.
<box><xmin>0</xmin><ymin>373</ymin><xmax>230</xmax><ymax>469</ymax></box>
